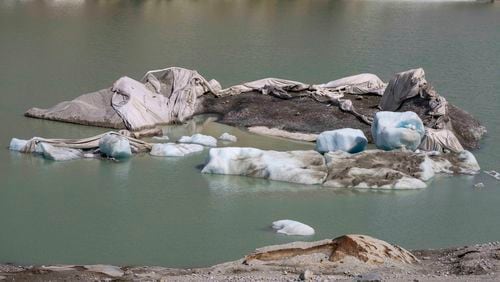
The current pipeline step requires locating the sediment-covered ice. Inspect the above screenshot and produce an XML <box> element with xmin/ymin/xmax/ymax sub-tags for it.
<box><xmin>429</xmin><ymin>150</ymin><xmax>481</xmax><ymax>175</ymax></box>
<box><xmin>371</xmin><ymin>111</ymin><xmax>425</xmax><ymax>151</ymax></box>
<box><xmin>219</xmin><ymin>132</ymin><xmax>237</xmax><ymax>142</ymax></box>
<box><xmin>98</xmin><ymin>133</ymin><xmax>132</xmax><ymax>159</ymax></box>
<box><xmin>150</xmin><ymin>143</ymin><xmax>204</xmax><ymax>157</ymax></box>
<box><xmin>38</xmin><ymin>143</ymin><xmax>83</xmax><ymax>161</ymax></box>
<box><xmin>315</xmin><ymin>128</ymin><xmax>367</xmax><ymax>154</ymax></box>
<box><xmin>272</xmin><ymin>220</ymin><xmax>315</xmax><ymax>236</ymax></box>
<box><xmin>178</xmin><ymin>134</ymin><xmax>217</xmax><ymax>147</ymax></box>
<box><xmin>201</xmin><ymin>147</ymin><xmax>327</xmax><ymax>185</ymax></box>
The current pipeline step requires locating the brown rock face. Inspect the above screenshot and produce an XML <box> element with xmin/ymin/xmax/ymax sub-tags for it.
<box><xmin>244</xmin><ymin>234</ymin><xmax>419</xmax><ymax>267</ymax></box>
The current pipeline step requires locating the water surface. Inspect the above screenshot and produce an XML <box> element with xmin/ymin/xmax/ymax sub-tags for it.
<box><xmin>0</xmin><ymin>0</ymin><xmax>499</xmax><ymax>268</ymax></box>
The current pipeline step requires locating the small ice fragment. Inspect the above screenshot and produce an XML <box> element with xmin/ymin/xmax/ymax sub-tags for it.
<box><xmin>218</xmin><ymin>132</ymin><xmax>237</xmax><ymax>142</ymax></box>
<box><xmin>178</xmin><ymin>134</ymin><xmax>217</xmax><ymax>147</ymax></box>
<box><xmin>484</xmin><ymin>170</ymin><xmax>500</xmax><ymax>181</ymax></box>
<box><xmin>272</xmin><ymin>220</ymin><xmax>315</xmax><ymax>236</ymax></box>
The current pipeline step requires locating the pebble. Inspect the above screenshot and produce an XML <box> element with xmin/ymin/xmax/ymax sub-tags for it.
<box><xmin>355</xmin><ymin>272</ymin><xmax>382</xmax><ymax>282</ymax></box>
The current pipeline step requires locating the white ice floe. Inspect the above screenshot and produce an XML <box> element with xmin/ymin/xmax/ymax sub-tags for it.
<box><xmin>484</xmin><ymin>170</ymin><xmax>500</xmax><ymax>181</ymax></box>
<box><xmin>150</xmin><ymin>143</ymin><xmax>204</xmax><ymax>157</ymax></box>
<box><xmin>38</xmin><ymin>143</ymin><xmax>83</xmax><ymax>161</ymax></box>
<box><xmin>371</xmin><ymin>111</ymin><xmax>425</xmax><ymax>151</ymax></box>
<box><xmin>98</xmin><ymin>133</ymin><xmax>132</xmax><ymax>159</ymax></box>
<box><xmin>315</xmin><ymin>128</ymin><xmax>367</xmax><ymax>154</ymax></box>
<box><xmin>218</xmin><ymin>132</ymin><xmax>237</xmax><ymax>142</ymax></box>
<box><xmin>201</xmin><ymin>147</ymin><xmax>327</xmax><ymax>185</ymax></box>
<box><xmin>9</xmin><ymin>138</ymin><xmax>29</xmax><ymax>152</ymax></box>
<box><xmin>272</xmin><ymin>220</ymin><xmax>315</xmax><ymax>236</ymax></box>
<box><xmin>178</xmin><ymin>134</ymin><xmax>217</xmax><ymax>147</ymax></box>
<box><xmin>152</xmin><ymin>135</ymin><xmax>170</xmax><ymax>142</ymax></box>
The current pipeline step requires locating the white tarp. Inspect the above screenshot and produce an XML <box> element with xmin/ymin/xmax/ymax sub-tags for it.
<box><xmin>111</xmin><ymin>67</ymin><xmax>221</xmax><ymax>130</ymax></box>
<box><xmin>315</xmin><ymin>73</ymin><xmax>387</xmax><ymax>95</ymax></box>
<box><xmin>379</xmin><ymin>68</ymin><xmax>427</xmax><ymax>111</ymax></box>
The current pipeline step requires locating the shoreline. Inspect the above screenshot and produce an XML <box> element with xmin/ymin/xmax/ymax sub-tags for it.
<box><xmin>2</xmin><ymin>237</ymin><xmax>499</xmax><ymax>281</ymax></box>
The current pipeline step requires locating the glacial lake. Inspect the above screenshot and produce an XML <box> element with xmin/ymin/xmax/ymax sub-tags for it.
<box><xmin>0</xmin><ymin>0</ymin><xmax>499</xmax><ymax>268</ymax></box>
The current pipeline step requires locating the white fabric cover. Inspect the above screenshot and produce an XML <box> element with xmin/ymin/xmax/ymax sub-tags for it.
<box><xmin>419</xmin><ymin>128</ymin><xmax>464</xmax><ymax>153</ymax></box>
<box><xmin>315</xmin><ymin>128</ymin><xmax>367</xmax><ymax>154</ymax></box>
<box><xmin>371</xmin><ymin>111</ymin><xmax>425</xmax><ymax>151</ymax></box>
<box><xmin>379</xmin><ymin>68</ymin><xmax>427</xmax><ymax>111</ymax></box>
<box><xmin>218</xmin><ymin>78</ymin><xmax>310</xmax><ymax>97</ymax></box>
<box><xmin>272</xmin><ymin>220</ymin><xmax>315</xmax><ymax>236</ymax></box>
<box><xmin>111</xmin><ymin>67</ymin><xmax>219</xmax><ymax>130</ymax></box>
<box><xmin>316</xmin><ymin>73</ymin><xmax>387</xmax><ymax>95</ymax></box>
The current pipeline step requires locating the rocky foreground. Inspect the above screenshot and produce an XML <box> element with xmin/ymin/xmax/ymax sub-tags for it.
<box><xmin>1</xmin><ymin>235</ymin><xmax>499</xmax><ymax>281</ymax></box>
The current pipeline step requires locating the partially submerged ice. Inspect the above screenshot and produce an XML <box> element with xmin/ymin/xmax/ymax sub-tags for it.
<box><xmin>315</xmin><ymin>128</ymin><xmax>367</xmax><ymax>154</ymax></box>
<box><xmin>201</xmin><ymin>147</ymin><xmax>327</xmax><ymax>185</ymax></box>
<box><xmin>150</xmin><ymin>143</ymin><xmax>204</xmax><ymax>157</ymax></box>
<box><xmin>371</xmin><ymin>111</ymin><xmax>425</xmax><ymax>151</ymax></box>
<box><xmin>9</xmin><ymin>131</ymin><xmax>151</xmax><ymax>161</ymax></box>
<box><xmin>202</xmin><ymin>147</ymin><xmax>480</xmax><ymax>189</ymax></box>
<box><xmin>98</xmin><ymin>133</ymin><xmax>132</xmax><ymax>159</ymax></box>
<box><xmin>38</xmin><ymin>143</ymin><xmax>83</xmax><ymax>161</ymax></box>
<box><xmin>272</xmin><ymin>220</ymin><xmax>315</xmax><ymax>236</ymax></box>
<box><xmin>178</xmin><ymin>133</ymin><xmax>217</xmax><ymax>147</ymax></box>
<box><xmin>219</xmin><ymin>132</ymin><xmax>237</xmax><ymax>142</ymax></box>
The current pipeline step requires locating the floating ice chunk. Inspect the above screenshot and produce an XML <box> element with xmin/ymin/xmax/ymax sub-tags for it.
<box><xmin>150</xmin><ymin>143</ymin><xmax>204</xmax><ymax>157</ymax></box>
<box><xmin>178</xmin><ymin>134</ymin><xmax>217</xmax><ymax>147</ymax></box>
<box><xmin>272</xmin><ymin>220</ymin><xmax>315</xmax><ymax>236</ymax></box>
<box><xmin>38</xmin><ymin>143</ymin><xmax>83</xmax><ymax>161</ymax></box>
<box><xmin>152</xmin><ymin>135</ymin><xmax>169</xmax><ymax>142</ymax></box>
<box><xmin>98</xmin><ymin>133</ymin><xmax>132</xmax><ymax>159</ymax></box>
<box><xmin>371</xmin><ymin>111</ymin><xmax>425</xmax><ymax>151</ymax></box>
<box><xmin>202</xmin><ymin>147</ymin><xmax>327</xmax><ymax>185</ymax></box>
<box><xmin>218</xmin><ymin>132</ymin><xmax>237</xmax><ymax>142</ymax></box>
<box><xmin>484</xmin><ymin>170</ymin><xmax>500</xmax><ymax>181</ymax></box>
<box><xmin>9</xmin><ymin>138</ymin><xmax>28</xmax><ymax>152</ymax></box>
<box><xmin>315</xmin><ymin>128</ymin><xmax>367</xmax><ymax>154</ymax></box>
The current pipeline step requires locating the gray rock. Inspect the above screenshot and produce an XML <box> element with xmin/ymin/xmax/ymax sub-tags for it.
<box><xmin>355</xmin><ymin>272</ymin><xmax>382</xmax><ymax>282</ymax></box>
<box><xmin>299</xmin><ymin>269</ymin><xmax>313</xmax><ymax>280</ymax></box>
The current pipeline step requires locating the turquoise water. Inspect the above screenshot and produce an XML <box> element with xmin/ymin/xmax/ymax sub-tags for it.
<box><xmin>0</xmin><ymin>0</ymin><xmax>499</xmax><ymax>268</ymax></box>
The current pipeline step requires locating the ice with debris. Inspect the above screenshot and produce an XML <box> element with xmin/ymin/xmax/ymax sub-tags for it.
<box><xmin>371</xmin><ymin>111</ymin><xmax>425</xmax><ymax>151</ymax></box>
<box><xmin>272</xmin><ymin>220</ymin><xmax>315</xmax><ymax>236</ymax></box>
<box><xmin>315</xmin><ymin>128</ymin><xmax>367</xmax><ymax>154</ymax></box>
<box><xmin>178</xmin><ymin>133</ymin><xmax>217</xmax><ymax>147</ymax></box>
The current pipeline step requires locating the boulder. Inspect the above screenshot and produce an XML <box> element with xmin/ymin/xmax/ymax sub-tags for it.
<box><xmin>272</xmin><ymin>220</ymin><xmax>315</xmax><ymax>236</ymax></box>
<box><xmin>315</xmin><ymin>128</ymin><xmax>367</xmax><ymax>154</ymax></box>
<box><xmin>98</xmin><ymin>133</ymin><xmax>132</xmax><ymax>159</ymax></box>
<box><xmin>150</xmin><ymin>143</ymin><xmax>204</xmax><ymax>157</ymax></box>
<box><xmin>371</xmin><ymin>111</ymin><xmax>425</xmax><ymax>151</ymax></box>
<box><xmin>201</xmin><ymin>147</ymin><xmax>327</xmax><ymax>185</ymax></box>
<box><xmin>219</xmin><ymin>132</ymin><xmax>237</xmax><ymax>142</ymax></box>
<box><xmin>244</xmin><ymin>234</ymin><xmax>418</xmax><ymax>267</ymax></box>
<box><xmin>178</xmin><ymin>133</ymin><xmax>217</xmax><ymax>147</ymax></box>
